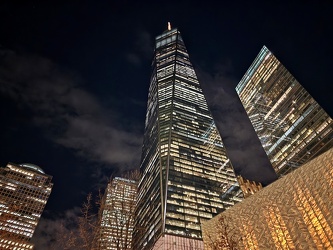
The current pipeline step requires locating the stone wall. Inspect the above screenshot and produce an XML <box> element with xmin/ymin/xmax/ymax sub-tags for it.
<box><xmin>202</xmin><ymin>148</ymin><xmax>333</xmax><ymax>249</ymax></box>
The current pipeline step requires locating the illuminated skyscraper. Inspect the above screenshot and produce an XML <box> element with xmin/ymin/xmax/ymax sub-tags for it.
<box><xmin>99</xmin><ymin>177</ymin><xmax>137</xmax><ymax>250</ymax></box>
<box><xmin>236</xmin><ymin>46</ymin><xmax>333</xmax><ymax>176</ymax></box>
<box><xmin>0</xmin><ymin>162</ymin><xmax>53</xmax><ymax>249</ymax></box>
<box><xmin>133</xmin><ymin>25</ymin><xmax>242</xmax><ymax>250</ymax></box>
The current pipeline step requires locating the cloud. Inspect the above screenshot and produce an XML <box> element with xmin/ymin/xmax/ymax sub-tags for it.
<box><xmin>196</xmin><ymin>64</ymin><xmax>278</xmax><ymax>185</ymax></box>
<box><xmin>125</xmin><ymin>29</ymin><xmax>154</xmax><ymax>66</ymax></box>
<box><xmin>0</xmin><ymin>48</ymin><xmax>142</xmax><ymax>170</ymax></box>
<box><xmin>31</xmin><ymin>208</ymin><xmax>80</xmax><ymax>250</ymax></box>
<box><xmin>126</xmin><ymin>53</ymin><xmax>142</xmax><ymax>66</ymax></box>
<box><xmin>56</xmin><ymin>116</ymin><xmax>142</xmax><ymax>167</ymax></box>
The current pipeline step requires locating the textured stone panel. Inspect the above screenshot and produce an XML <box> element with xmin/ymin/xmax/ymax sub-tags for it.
<box><xmin>202</xmin><ymin>148</ymin><xmax>333</xmax><ymax>249</ymax></box>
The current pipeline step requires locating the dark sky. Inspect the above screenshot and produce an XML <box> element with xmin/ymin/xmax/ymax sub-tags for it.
<box><xmin>0</xmin><ymin>1</ymin><xmax>332</xmax><ymax>248</ymax></box>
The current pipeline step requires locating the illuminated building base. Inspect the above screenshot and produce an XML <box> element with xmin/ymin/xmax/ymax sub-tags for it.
<box><xmin>202</xmin><ymin>148</ymin><xmax>333</xmax><ymax>249</ymax></box>
<box><xmin>0</xmin><ymin>239</ymin><xmax>33</xmax><ymax>249</ymax></box>
<box><xmin>151</xmin><ymin>234</ymin><xmax>204</xmax><ymax>250</ymax></box>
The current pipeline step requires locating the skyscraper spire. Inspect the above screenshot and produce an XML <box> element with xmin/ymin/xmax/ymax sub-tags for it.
<box><xmin>167</xmin><ymin>22</ymin><xmax>171</xmax><ymax>30</ymax></box>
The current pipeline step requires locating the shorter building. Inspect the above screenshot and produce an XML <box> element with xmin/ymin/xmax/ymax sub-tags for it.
<box><xmin>202</xmin><ymin>148</ymin><xmax>333</xmax><ymax>249</ymax></box>
<box><xmin>0</xmin><ymin>162</ymin><xmax>53</xmax><ymax>249</ymax></box>
<box><xmin>99</xmin><ymin>177</ymin><xmax>138</xmax><ymax>250</ymax></box>
<box><xmin>237</xmin><ymin>176</ymin><xmax>262</xmax><ymax>198</ymax></box>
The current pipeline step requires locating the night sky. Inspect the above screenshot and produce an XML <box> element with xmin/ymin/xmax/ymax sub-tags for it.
<box><xmin>1</xmin><ymin>1</ymin><xmax>332</xmax><ymax>248</ymax></box>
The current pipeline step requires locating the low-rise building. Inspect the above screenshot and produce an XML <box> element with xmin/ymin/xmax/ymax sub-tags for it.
<box><xmin>203</xmin><ymin>148</ymin><xmax>333</xmax><ymax>249</ymax></box>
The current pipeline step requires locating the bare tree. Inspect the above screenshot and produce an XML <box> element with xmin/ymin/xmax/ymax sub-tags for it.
<box><xmin>204</xmin><ymin>216</ymin><xmax>240</xmax><ymax>250</ymax></box>
<box><xmin>98</xmin><ymin>170</ymin><xmax>140</xmax><ymax>250</ymax></box>
<box><xmin>57</xmin><ymin>193</ymin><xmax>101</xmax><ymax>250</ymax></box>
<box><xmin>56</xmin><ymin>170</ymin><xmax>140</xmax><ymax>250</ymax></box>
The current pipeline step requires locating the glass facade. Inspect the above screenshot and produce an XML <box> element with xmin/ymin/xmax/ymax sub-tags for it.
<box><xmin>133</xmin><ymin>28</ymin><xmax>242</xmax><ymax>250</ymax></box>
<box><xmin>0</xmin><ymin>162</ymin><xmax>53</xmax><ymax>249</ymax></box>
<box><xmin>236</xmin><ymin>46</ymin><xmax>333</xmax><ymax>176</ymax></box>
<box><xmin>99</xmin><ymin>177</ymin><xmax>137</xmax><ymax>250</ymax></box>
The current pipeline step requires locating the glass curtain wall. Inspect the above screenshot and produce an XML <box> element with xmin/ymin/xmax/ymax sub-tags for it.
<box><xmin>236</xmin><ymin>46</ymin><xmax>333</xmax><ymax>175</ymax></box>
<box><xmin>133</xmin><ymin>28</ymin><xmax>242</xmax><ymax>250</ymax></box>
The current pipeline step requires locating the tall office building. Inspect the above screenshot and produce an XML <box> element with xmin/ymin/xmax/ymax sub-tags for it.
<box><xmin>236</xmin><ymin>46</ymin><xmax>333</xmax><ymax>176</ymax></box>
<box><xmin>133</xmin><ymin>25</ymin><xmax>242</xmax><ymax>250</ymax></box>
<box><xmin>0</xmin><ymin>162</ymin><xmax>53</xmax><ymax>249</ymax></box>
<box><xmin>99</xmin><ymin>177</ymin><xmax>137</xmax><ymax>250</ymax></box>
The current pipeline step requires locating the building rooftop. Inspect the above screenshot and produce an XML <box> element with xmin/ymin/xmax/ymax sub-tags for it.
<box><xmin>19</xmin><ymin>163</ymin><xmax>45</xmax><ymax>174</ymax></box>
